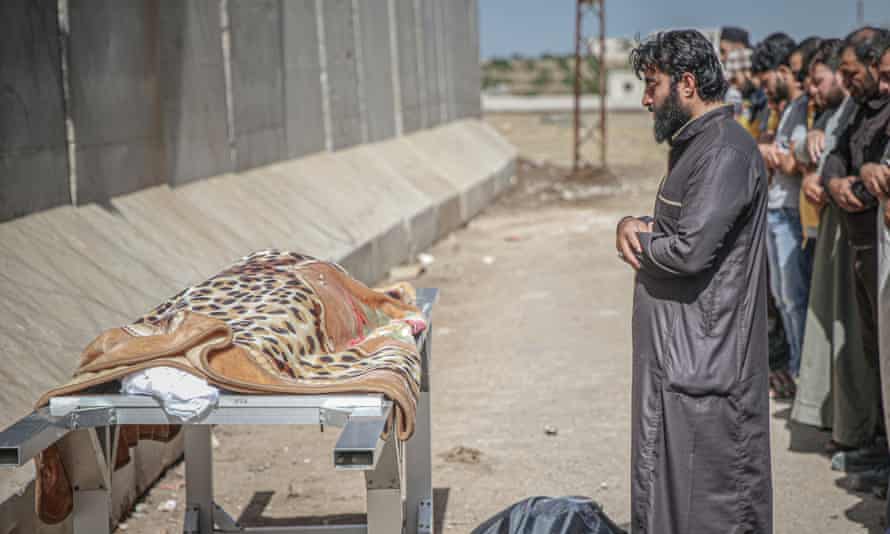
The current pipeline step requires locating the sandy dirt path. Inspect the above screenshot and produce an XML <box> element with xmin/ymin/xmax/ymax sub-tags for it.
<box><xmin>120</xmin><ymin>113</ymin><xmax>886</xmax><ymax>534</ymax></box>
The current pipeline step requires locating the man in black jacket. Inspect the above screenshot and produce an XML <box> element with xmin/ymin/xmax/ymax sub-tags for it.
<box><xmin>821</xmin><ymin>29</ymin><xmax>890</xmax><ymax>486</ymax></box>
<box><xmin>617</xmin><ymin>30</ymin><xmax>772</xmax><ymax>533</ymax></box>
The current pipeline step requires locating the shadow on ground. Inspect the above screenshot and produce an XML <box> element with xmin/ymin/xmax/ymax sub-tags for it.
<box><xmin>233</xmin><ymin>487</ymin><xmax>451</xmax><ymax>532</ymax></box>
<box><xmin>773</xmin><ymin>405</ymin><xmax>888</xmax><ymax>533</ymax></box>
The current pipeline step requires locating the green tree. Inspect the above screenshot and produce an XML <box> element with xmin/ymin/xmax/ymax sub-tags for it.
<box><xmin>488</xmin><ymin>58</ymin><xmax>513</xmax><ymax>72</ymax></box>
<box><xmin>561</xmin><ymin>73</ymin><xmax>575</xmax><ymax>89</ymax></box>
<box><xmin>532</xmin><ymin>67</ymin><xmax>553</xmax><ymax>88</ymax></box>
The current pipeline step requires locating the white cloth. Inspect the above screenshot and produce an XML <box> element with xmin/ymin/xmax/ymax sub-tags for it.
<box><xmin>121</xmin><ymin>367</ymin><xmax>220</xmax><ymax>421</ymax></box>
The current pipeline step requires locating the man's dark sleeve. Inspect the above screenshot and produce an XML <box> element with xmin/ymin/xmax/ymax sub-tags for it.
<box><xmin>821</xmin><ymin>122</ymin><xmax>853</xmax><ymax>188</ymax></box>
<box><xmin>636</xmin><ymin>146</ymin><xmax>758</xmax><ymax>278</ymax></box>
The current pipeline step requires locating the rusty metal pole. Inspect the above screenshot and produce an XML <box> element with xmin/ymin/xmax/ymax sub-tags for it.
<box><xmin>599</xmin><ymin>0</ymin><xmax>607</xmax><ymax>169</ymax></box>
<box><xmin>572</xmin><ymin>0</ymin><xmax>582</xmax><ymax>172</ymax></box>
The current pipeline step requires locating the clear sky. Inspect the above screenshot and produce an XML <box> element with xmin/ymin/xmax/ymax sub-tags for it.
<box><xmin>480</xmin><ymin>0</ymin><xmax>890</xmax><ymax>59</ymax></box>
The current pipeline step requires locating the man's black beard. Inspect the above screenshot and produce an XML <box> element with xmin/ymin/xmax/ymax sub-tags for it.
<box><xmin>772</xmin><ymin>77</ymin><xmax>790</xmax><ymax>104</ymax></box>
<box><xmin>653</xmin><ymin>86</ymin><xmax>692</xmax><ymax>144</ymax></box>
<box><xmin>826</xmin><ymin>85</ymin><xmax>846</xmax><ymax>109</ymax></box>
<box><xmin>740</xmin><ymin>78</ymin><xmax>757</xmax><ymax>99</ymax></box>
<box><xmin>850</xmin><ymin>72</ymin><xmax>879</xmax><ymax>104</ymax></box>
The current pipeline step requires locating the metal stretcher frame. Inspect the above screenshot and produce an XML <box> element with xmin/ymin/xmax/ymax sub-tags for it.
<box><xmin>0</xmin><ymin>288</ymin><xmax>438</xmax><ymax>534</ymax></box>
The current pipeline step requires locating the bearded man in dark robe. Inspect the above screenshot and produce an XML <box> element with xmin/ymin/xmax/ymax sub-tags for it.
<box><xmin>616</xmin><ymin>30</ymin><xmax>772</xmax><ymax>533</ymax></box>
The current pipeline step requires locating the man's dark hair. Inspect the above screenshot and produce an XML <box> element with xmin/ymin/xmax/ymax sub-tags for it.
<box><xmin>844</xmin><ymin>26</ymin><xmax>888</xmax><ymax>66</ymax></box>
<box><xmin>630</xmin><ymin>29</ymin><xmax>728</xmax><ymax>103</ymax></box>
<box><xmin>751</xmin><ymin>32</ymin><xmax>797</xmax><ymax>74</ymax></box>
<box><xmin>720</xmin><ymin>26</ymin><xmax>750</xmax><ymax>48</ymax></box>
<box><xmin>793</xmin><ymin>37</ymin><xmax>823</xmax><ymax>82</ymax></box>
<box><xmin>878</xmin><ymin>31</ymin><xmax>890</xmax><ymax>60</ymax></box>
<box><xmin>808</xmin><ymin>38</ymin><xmax>845</xmax><ymax>72</ymax></box>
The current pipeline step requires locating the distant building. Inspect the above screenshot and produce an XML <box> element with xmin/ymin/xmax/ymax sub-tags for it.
<box><xmin>589</xmin><ymin>29</ymin><xmax>721</xmax><ymax>68</ymax></box>
<box><xmin>586</xmin><ymin>36</ymin><xmax>635</xmax><ymax>68</ymax></box>
<box><xmin>588</xmin><ymin>29</ymin><xmax>721</xmax><ymax>111</ymax></box>
<box><xmin>607</xmin><ymin>69</ymin><xmax>644</xmax><ymax>109</ymax></box>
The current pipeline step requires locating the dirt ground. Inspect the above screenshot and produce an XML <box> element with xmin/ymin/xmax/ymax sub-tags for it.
<box><xmin>120</xmin><ymin>112</ymin><xmax>886</xmax><ymax>533</ymax></box>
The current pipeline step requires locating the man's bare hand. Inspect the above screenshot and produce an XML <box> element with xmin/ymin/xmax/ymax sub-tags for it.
<box><xmin>616</xmin><ymin>217</ymin><xmax>653</xmax><ymax>270</ymax></box>
<box><xmin>885</xmin><ymin>200</ymin><xmax>890</xmax><ymax>229</ymax></box>
<box><xmin>759</xmin><ymin>144</ymin><xmax>779</xmax><ymax>170</ymax></box>
<box><xmin>802</xmin><ymin>172</ymin><xmax>827</xmax><ymax>208</ymax></box>
<box><xmin>827</xmin><ymin>176</ymin><xmax>866</xmax><ymax>213</ymax></box>
<box><xmin>807</xmin><ymin>129</ymin><xmax>825</xmax><ymax>163</ymax></box>
<box><xmin>777</xmin><ymin>148</ymin><xmax>797</xmax><ymax>176</ymax></box>
<box><xmin>860</xmin><ymin>163</ymin><xmax>890</xmax><ymax>199</ymax></box>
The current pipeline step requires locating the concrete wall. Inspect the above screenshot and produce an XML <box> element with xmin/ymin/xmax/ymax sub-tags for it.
<box><xmin>393</xmin><ymin>0</ymin><xmax>423</xmax><ymax>134</ymax></box>
<box><xmin>0</xmin><ymin>0</ymin><xmax>482</xmax><ymax>216</ymax></box>
<box><xmin>282</xmin><ymin>0</ymin><xmax>326</xmax><ymax>159</ymax></box>
<box><xmin>0</xmin><ymin>0</ymin><xmax>493</xmax><ymax>529</ymax></box>
<box><xmin>229</xmin><ymin>0</ymin><xmax>285</xmax><ymax>171</ymax></box>
<box><xmin>0</xmin><ymin>119</ymin><xmax>517</xmax><ymax>533</ymax></box>
<box><xmin>320</xmin><ymin>0</ymin><xmax>364</xmax><ymax>150</ymax></box>
<box><xmin>357</xmin><ymin>0</ymin><xmax>397</xmax><ymax>143</ymax></box>
<box><xmin>0</xmin><ymin>0</ymin><xmax>70</xmax><ymax>221</ymax></box>
<box><xmin>160</xmin><ymin>1</ymin><xmax>232</xmax><ymax>185</ymax></box>
<box><xmin>67</xmin><ymin>0</ymin><xmax>164</xmax><ymax>205</ymax></box>
<box><xmin>418</xmin><ymin>0</ymin><xmax>441</xmax><ymax>129</ymax></box>
<box><xmin>453</xmin><ymin>0</ymin><xmax>481</xmax><ymax>119</ymax></box>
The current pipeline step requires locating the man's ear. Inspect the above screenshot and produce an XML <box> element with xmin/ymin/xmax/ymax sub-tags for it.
<box><xmin>679</xmin><ymin>72</ymin><xmax>697</xmax><ymax>99</ymax></box>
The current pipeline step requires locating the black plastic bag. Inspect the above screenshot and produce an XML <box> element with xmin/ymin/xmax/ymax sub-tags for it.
<box><xmin>471</xmin><ymin>496</ymin><xmax>627</xmax><ymax>534</ymax></box>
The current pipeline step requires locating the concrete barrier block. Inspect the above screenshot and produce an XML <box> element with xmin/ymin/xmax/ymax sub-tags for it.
<box><xmin>175</xmin><ymin>175</ymin><xmax>292</xmax><ymax>256</ymax></box>
<box><xmin>368</xmin><ymin>137</ymin><xmax>463</xmax><ymax>234</ymax></box>
<box><xmin>0</xmin><ymin>470</ymin><xmax>67</xmax><ymax>534</ymax></box>
<box><xmin>374</xmin><ymin>220</ymin><xmax>413</xmax><ymax>277</ymax></box>
<box><xmin>290</xmin><ymin>155</ymin><xmax>400</xmax><ymax>245</ymax></box>
<box><xmin>456</xmin><ymin>120</ymin><xmax>517</xmax><ymax>196</ymax></box>
<box><xmin>404</xmin><ymin>122</ymin><xmax>514</xmax><ymax>222</ymax></box>
<box><xmin>337</xmin><ymin>239</ymin><xmax>376</xmax><ymax>284</ymax></box>
<box><xmin>406</xmin><ymin>125</ymin><xmax>489</xmax><ymax>190</ymax></box>
<box><xmin>360</xmin><ymin>139</ymin><xmax>456</xmax><ymax>204</ymax></box>
<box><xmin>228</xmin><ymin>163</ymin><xmax>355</xmax><ymax>258</ymax></box>
<box><xmin>407</xmin><ymin>203</ymin><xmax>439</xmax><ymax>255</ymax></box>
<box><xmin>109</xmin><ymin>186</ymin><xmax>242</xmax><ymax>277</ymax></box>
<box><xmin>74</xmin><ymin>203</ymin><xmax>208</xmax><ymax>290</ymax></box>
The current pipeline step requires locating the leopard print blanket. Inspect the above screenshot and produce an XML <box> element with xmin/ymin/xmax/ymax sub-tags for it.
<box><xmin>132</xmin><ymin>249</ymin><xmax>425</xmax><ymax>391</ymax></box>
<box><xmin>34</xmin><ymin>250</ymin><xmax>427</xmax><ymax>523</ymax></box>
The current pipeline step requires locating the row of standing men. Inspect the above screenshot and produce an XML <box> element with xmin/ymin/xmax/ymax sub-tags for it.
<box><xmin>720</xmin><ymin>25</ymin><xmax>890</xmax><ymax>500</ymax></box>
